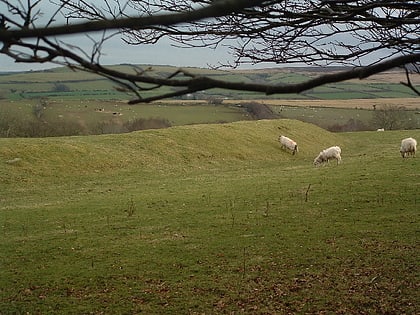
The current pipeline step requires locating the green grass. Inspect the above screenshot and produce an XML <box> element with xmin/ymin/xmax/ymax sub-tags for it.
<box><xmin>0</xmin><ymin>120</ymin><xmax>419</xmax><ymax>314</ymax></box>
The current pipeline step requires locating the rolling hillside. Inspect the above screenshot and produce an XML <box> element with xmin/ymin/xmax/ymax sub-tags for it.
<box><xmin>1</xmin><ymin>120</ymin><xmax>340</xmax><ymax>179</ymax></box>
<box><xmin>2</xmin><ymin>119</ymin><xmax>418</xmax><ymax>182</ymax></box>
<box><xmin>0</xmin><ymin>119</ymin><xmax>419</xmax><ymax>314</ymax></box>
<box><xmin>1</xmin><ymin>65</ymin><xmax>419</xmax><ymax>101</ymax></box>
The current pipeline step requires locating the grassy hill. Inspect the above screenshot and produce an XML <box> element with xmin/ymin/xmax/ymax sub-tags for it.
<box><xmin>1</xmin><ymin>120</ymin><xmax>340</xmax><ymax>179</ymax></box>
<box><xmin>0</xmin><ymin>120</ymin><xmax>419</xmax><ymax>314</ymax></box>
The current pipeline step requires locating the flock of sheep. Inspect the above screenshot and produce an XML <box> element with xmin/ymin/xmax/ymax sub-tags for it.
<box><xmin>278</xmin><ymin>135</ymin><xmax>417</xmax><ymax>166</ymax></box>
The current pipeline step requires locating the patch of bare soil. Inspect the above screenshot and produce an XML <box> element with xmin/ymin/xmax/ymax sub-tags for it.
<box><xmin>347</xmin><ymin>71</ymin><xmax>420</xmax><ymax>84</ymax></box>
<box><xmin>225</xmin><ymin>98</ymin><xmax>420</xmax><ymax>110</ymax></box>
<box><xmin>240</xmin><ymin>102</ymin><xmax>278</xmax><ymax>119</ymax></box>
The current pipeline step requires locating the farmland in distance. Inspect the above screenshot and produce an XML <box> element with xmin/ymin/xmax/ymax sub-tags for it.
<box><xmin>0</xmin><ymin>65</ymin><xmax>419</xmax><ymax>135</ymax></box>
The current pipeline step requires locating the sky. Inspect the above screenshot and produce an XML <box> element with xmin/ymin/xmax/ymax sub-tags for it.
<box><xmin>0</xmin><ymin>32</ymin><xmax>235</xmax><ymax>72</ymax></box>
<box><xmin>0</xmin><ymin>1</ymin><xmax>401</xmax><ymax>73</ymax></box>
<box><xmin>0</xmin><ymin>1</ymin><xmax>235</xmax><ymax>72</ymax></box>
<box><xmin>0</xmin><ymin>32</ymin><xmax>234</xmax><ymax>72</ymax></box>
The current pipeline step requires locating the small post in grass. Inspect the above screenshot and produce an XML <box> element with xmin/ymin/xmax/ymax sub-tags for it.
<box><xmin>305</xmin><ymin>184</ymin><xmax>311</xmax><ymax>202</ymax></box>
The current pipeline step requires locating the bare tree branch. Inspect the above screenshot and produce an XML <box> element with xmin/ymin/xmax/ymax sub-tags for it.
<box><xmin>0</xmin><ymin>0</ymin><xmax>419</xmax><ymax>103</ymax></box>
<box><xmin>126</xmin><ymin>53</ymin><xmax>420</xmax><ymax>103</ymax></box>
<box><xmin>0</xmin><ymin>0</ymin><xmax>266</xmax><ymax>40</ymax></box>
<box><xmin>401</xmin><ymin>66</ymin><xmax>420</xmax><ymax>96</ymax></box>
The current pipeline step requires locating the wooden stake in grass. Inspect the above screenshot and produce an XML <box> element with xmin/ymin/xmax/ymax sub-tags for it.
<box><xmin>305</xmin><ymin>184</ymin><xmax>311</xmax><ymax>202</ymax></box>
<box><xmin>242</xmin><ymin>247</ymin><xmax>247</xmax><ymax>278</ymax></box>
<box><xmin>263</xmin><ymin>200</ymin><xmax>270</xmax><ymax>217</ymax></box>
<box><xmin>126</xmin><ymin>197</ymin><xmax>136</xmax><ymax>217</ymax></box>
<box><xmin>227</xmin><ymin>199</ymin><xmax>235</xmax><ymax>227</ymax></box>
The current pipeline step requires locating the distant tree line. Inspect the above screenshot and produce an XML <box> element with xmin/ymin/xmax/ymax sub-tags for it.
<box><xmin>326</xmin><ymin>105</ymin><xmax>418</xmax><ymax>132</ymax></box>
<box><xmin>370</xmin><ymin>105</ymin><xmax>417</xmax><ymax>131</ymax></box>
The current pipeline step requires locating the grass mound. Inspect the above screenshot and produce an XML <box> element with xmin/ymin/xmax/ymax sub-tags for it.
<box><xmin>1</xmin><ymin>119</ymin><xmax>342</xmax><ymax>179</ymax></box>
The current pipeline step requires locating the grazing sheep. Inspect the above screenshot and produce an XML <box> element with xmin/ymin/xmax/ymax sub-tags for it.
<box><xmin>377</xmin><ymin>128</ymin><xmax>384</xmax><ymax>131</ymax></box>
<box><xmin>313</xmin><ymin>146</ymin><xmax>342</xmax><ymax>166</ymax></box>
<box><xmin>400</xmin><ymin>137</ymin><xmax>417</xmax><ymax>158</ymax></box>
<box><xmin>279</xmin><ymin>135</ymin><xmax>298</xmax><ymax>155</ymax></box>
<box><xmin>5</xmin><ymin>158</ymin><xmax>22</xmax><ymax>164</ymax></box>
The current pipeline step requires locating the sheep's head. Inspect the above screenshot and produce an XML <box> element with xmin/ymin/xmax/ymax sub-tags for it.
<box><xmin>313</xmin><ymin>152</ymin><xmax>326</xmax><ymax>165</ymax></box>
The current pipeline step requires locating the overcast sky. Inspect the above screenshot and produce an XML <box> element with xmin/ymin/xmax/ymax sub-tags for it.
<box><xmin>0</xmin><ymin>1</ymin><xmax>399</xmax><ymax>72</ymax></box>
<box><xmin>0</xmin><ymin>32</ymin><xmax>234</xmax><ymax>72</ymax></box>
<box><xmin>0</xmin><ymin>1</ymin><xmax>237</xmax><ymax>72</ymax></box>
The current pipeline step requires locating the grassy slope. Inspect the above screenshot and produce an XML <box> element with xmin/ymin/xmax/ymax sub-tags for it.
<box><xmin>0</xmin><ymin>120</ymin><xmax>419</xmax><ymax>314</ymax></box>
<box><xmin>0</xmin><ymin>120</ymin><xmax>338</xmax><ymax>177</ymax></box>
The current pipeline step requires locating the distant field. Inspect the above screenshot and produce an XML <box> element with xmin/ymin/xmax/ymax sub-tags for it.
<box><xmin>225</xmin><ymin>98</ymin><xmax>420</xmax><ymax>110</ymax></box>
<box><xmin>164</xmin><ymin>98</ymin><xmax>420</xmax><ymax>130</ymax></box>
<box><xmin>1</xmin><ymin>65</ymin><xmax>419</xmax><ymax>136</ymax></box>
<box><xmin>0</xmin><ymin>99</ymin><xmax>249</xmax><ymax>129</ymax></box>
<box><xmin>1</xmin><ymin>65</ymin><xmax>419</xmax><ymax>101</ymax></box>
<box><xmin>1</xmin><ymin>97</ymin><xmax>419</xmax><ymax>136</ymax></box>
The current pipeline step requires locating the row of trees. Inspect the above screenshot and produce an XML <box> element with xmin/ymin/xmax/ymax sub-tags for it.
<box><xmin>327</xmin><ymin>108</ymin><xmax>418</xmax><ymax>132</ymax></box>
<box><xmin>0</xmin><ymin>0</ymin><xmax>419</xmax><ymax>103</ymax></box>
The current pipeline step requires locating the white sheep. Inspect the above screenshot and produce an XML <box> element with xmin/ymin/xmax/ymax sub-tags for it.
<box><xmin>279</xmin><ymin>135</ymin><xmax>298</xmax><ymax>155</ymax></box>
<box><xmin>313</xmin><ymin>146</ymin><xmax>342</xmax><ymax>166</ymax></box>
<box><xmin>377</xmin><ymin>128</ymin><xmax>384</xmax><ymax>132</ymax></box>
<box><xmin>400</xmin><ymin>137</ymin><xmax>417</xmax><ymax>158</ymax></box>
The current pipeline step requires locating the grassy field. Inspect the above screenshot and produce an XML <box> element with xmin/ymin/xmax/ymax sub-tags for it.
<box><xmin>0</xmin><ymin>119</ymin><xmax>419</xmax><ymax>314</ymax></box>
<box><xmin>0</xmin><ymin>99</ymin><xmax>249</xmax><ymax>128</ymax></box>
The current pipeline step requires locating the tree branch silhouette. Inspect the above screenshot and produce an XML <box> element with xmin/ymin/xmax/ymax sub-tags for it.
<box><xmin>0</xmin><ymin>0</ymin><xmax>419</xmax><ymax>103</ymax></box>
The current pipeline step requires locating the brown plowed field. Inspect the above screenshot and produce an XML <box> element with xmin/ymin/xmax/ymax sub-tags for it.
<box><xmin>224</xmin><ymin>98</ymin><xmax>420</xmax><ymax>110</ymax></box>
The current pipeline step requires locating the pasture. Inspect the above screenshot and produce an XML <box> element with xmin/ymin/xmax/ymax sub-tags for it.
<box><xmin>0</xmin><ymin>99</ymin><xmax>248</xmax><ymax>129</ymax></box>
<box><xmin>0</xmin><ymin>119</ymin><xmax>418</xmax><ymax>314</ymax></box>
